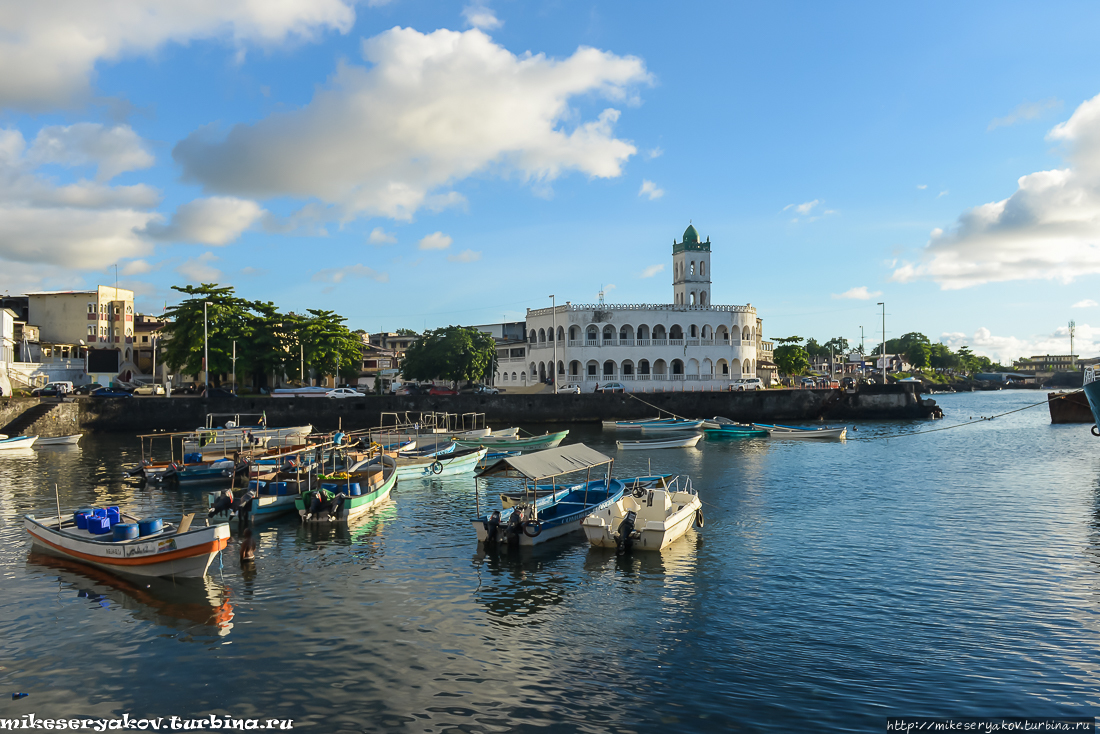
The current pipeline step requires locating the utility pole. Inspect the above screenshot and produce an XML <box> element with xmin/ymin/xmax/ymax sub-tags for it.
<box><xmin>203</xmin><ymin>301</ymin><xmax>210</xmax><ymax>393</ymax></box>
<box><xmin>1070</xmin><ymin>320</ymin><xmax>1076</xmax><ymax>369</ymax></box>
<box><xmin>300</xmin><ymin>343</ymin><xmax>304</xmax><ymax>385</ymax></box>
<box><xmin>550</xmin><ymin>294</ymin><xmax>557</xmax><ymax>392</ymax></box>
<box><xmin>877</xmin><ymin>302</ymin><xmax>886</xmax><ymax>382</ymax></box>
<box><xmin>232</xmin><ymin>340</ymin><xmax>237</xmax><ymax>394</ymax></box>
<box><xmin>860</xmin><ymin>326</ymin><xmax>865</xmax><ymax>355</ymax></box>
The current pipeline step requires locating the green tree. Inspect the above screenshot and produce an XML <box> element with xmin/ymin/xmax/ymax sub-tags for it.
<box><xmin>395</xmin><ymin>328</ymin><xmax>419</xmax><ymax>336</ymax></box>
<box><xmin>928</xmin><ymin>343</ymin><xmax>956</xmax><ymax>372</ymax></box>
<box><xmin>906</xmin><ymin>342</ymin><xmax>930</xmax><ymax>371</ymax></box>
<box><xmin>160</xmin><ymin>284</ymin><xmax>251</xmax><ymax>384</ymax></box>
<box><xmin>824</xmin><ymin>337</ymin><xmax>850</xmax><ymax>355</ymax></box>
<box><xmin>773</xmin><ymin>336</ymin><xmax>809</xmax><ymax>377</ymax></box>
<box><xmin>296</xmin><ymin>310</ymin><xmax>363</xmax><ymax>384</ymax></box>
<box><xmin>401</xmin><ymin>326</ymin><xmax>497</xmax><ymax>384</ymax></box>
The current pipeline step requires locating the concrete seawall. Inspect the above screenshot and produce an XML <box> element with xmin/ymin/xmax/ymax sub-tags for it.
<box><xmin>78</xmin><ymin>384</ymin><xmax>937</xmax><ymax>433</ymax></box>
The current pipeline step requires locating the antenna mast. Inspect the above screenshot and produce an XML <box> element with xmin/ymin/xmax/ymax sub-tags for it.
<box><xmin>1070</xmin><ymin>320</ymin><xmax>1076</xmax><ymax>369</ymax></box>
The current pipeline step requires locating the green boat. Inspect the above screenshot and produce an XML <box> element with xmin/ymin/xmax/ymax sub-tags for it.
<box><xmin>295</xmin><ymin>455</ymin><xmax>397</xmax><ymax>523</ymax></box>
<box><xmin>704</xmin><ymin>427</ymin><xmax>768</xmax><ymax>439</ymax></box>
<box><xmin>453</xmin><ymin>430</ymin><xmax>569</xmax><ymax>453</ymax></box>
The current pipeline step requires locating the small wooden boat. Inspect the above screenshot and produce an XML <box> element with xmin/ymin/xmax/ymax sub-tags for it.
<box><xmin>639</xmin><ymin>419</ymin><xmax>704</xmax><ymax>431</ymax></box>
<box><xmin>601</xmin><ymin>417</ymin><xmax>675</xmax><ymax>429</ymax></box>
<box><xmin>472</xmin><ymin>444</ymin><xmax>624</xmax><ymax>546</ymax></box>
<box><xmin>704</xmin><ymin>426</ymin><xmax>768</xmax><ymax>438</ymax></box>
<box><xmin>454</xmin><ymin>430</ymin><xmax>569</xmax><ymax>453</ymax></box>
<box><xmin>392</xmin><ymin>446</ymin><xmax>488</xmax><ymax>479</ymax></box>
<box><xmin>0</xmin><ymin>435</ymin><xmax>37</xmax><ymax>450</ymax></box>
<box><xmin>35</xmin><ymin>434</ymin><xmax>82</xmax><ymax>446</ymax></box>
<box><xmin>24</xmin><ymin>509</ymin><xmax>229</xmax><ymax>578</ymax></box>
<box><xmin>616</xmin><ymin>434</ymin><xmax>702</xmax><ymax>450</ymax></box>
<box><xmin>752</xmin><ymin>423</ymin><xmax>848</xmax><ymax>439</ymax></box>
<box><xmin>701</xmin><ymin>416</ymin><xmax>739</xmax><ymax>430</ymax></box>
<box><xmin>176</xmin><ymin>457</ymin><xmax>241</xmax><ymax>484</ymax></box>
<box><xmin>296</xmin><ymin>455</ymin><xmax>397</xmax><ymax>523</ymax></box>
<box><xmin>583</xmin><ymin>475</ymin><xmax>703</xmax><ymax>551</ymax></box>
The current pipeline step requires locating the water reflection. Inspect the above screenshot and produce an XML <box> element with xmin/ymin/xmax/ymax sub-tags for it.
<box><xmin>25</xmin><ymin>552</ymin><xmax>234</xmax><ymax>639</ymax></box>
<box><xmin>471</xmin><ymin>542</ymin><xmax>575</xmax><ymax>625</ymax></box>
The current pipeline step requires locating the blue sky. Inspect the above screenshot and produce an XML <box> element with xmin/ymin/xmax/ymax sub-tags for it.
<box><xmin>4</xmin><ymin>1</ymin><xmax>1100</xmax><ymax>362</ymax></box>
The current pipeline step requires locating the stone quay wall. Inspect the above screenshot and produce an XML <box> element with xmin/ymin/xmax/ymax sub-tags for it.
<box><xmin>77</xmin><ymin>384</ymin><xmax>936</xmax><ymax>434</ymax></box>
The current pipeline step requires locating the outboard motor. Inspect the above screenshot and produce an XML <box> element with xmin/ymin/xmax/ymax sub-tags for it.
<box><xmin>306</xmin><ymin>490</ymin><xmax>325</xmax><ymax>519</ymax></box>
<box><xmin>234</xmin><ymin>486</ymin><xmax>258</xmax><ymax>526</ymax></box>
<box><xmin>505</xmin><ymin>508</ymin><xmax>525</xmax><ymax>545</ymax></box>
<box><xmin>615</xmin><ymin>510</ymin><xmax>639</xmax><ymax>554</ymax></box>
<box><xmin>327</xmin><ymin>491</ymin><xmax>347</xmax><ymax>520</ymax></box>
<box><xmin>208</xmin><ymin>488</ymin><xmax>234</xmax><ymax>519</ymax></box>
<box><xmin>482</xmin><ymin>509</ymin><xmax>502</xmax><ymax>545</ymax></box>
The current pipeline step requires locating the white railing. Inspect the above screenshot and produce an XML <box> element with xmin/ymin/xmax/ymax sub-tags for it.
<box><xmin>602</xmin><ymin>339</ymin><xmax>617</xmax><ymax>347</ymax></box>
<box><xmin>636</xmin><ymin>339</ymin><xmax>651</xmax><ymax>347</ymax></box>
<box><xmin>700</xmin><ymin>339</ymin><xmax>715</xmax><ymax>346</ymax></box>
<box><xmin>568</xmin><ymin>340</ymin><xmax>583</xmax><ymax>348</ymax></box>
<box><xmin>636</xmin><ymin>374</ymin><xmax>651</xmax><ymax>380</ymax></box>
<box><xmin>585</xmin><ymin>340</ymin><xmax>598</xmax><ymax>347</ymax></box>
<box><xmin>669</xmin><ymin>374</ymin><xmax>685</xmax><ymax>380</ymax></box>
<box><xmin>619</xmin><ymin>338</ymin><xmax>634</xmax><ymax>346</ymax></box>
<box><xmin>669</xmin><ymin>339</ymin><xmax>684</xmax><ymax>346</ymax></box>
<box><xmin>686</xmin><ymin>339</ymin><xmax>699</xmax><ymax>347</ymax></box>
<box><xmin>527</xmin><ymin>302</ymin><xmax>756</xmax><ymax>317</ymax></box>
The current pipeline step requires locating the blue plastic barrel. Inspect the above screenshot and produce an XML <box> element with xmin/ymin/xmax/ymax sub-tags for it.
<box><xmin>112</xmin><ymin>523</ymin><xmax>139</xmax><ymax>541</ymax></box>
<box><xmin>74</xmin><ymin>510</ymin><xmax>93</xmax><ymax>529</ymax></box>
<box><xmin>88</xmin><ymin>516</ymin><xmax>111</xmax><ymax>535</ymax></box>
<box><xmin>184</xmin><ymin>452</ymin><xmax>202</xmax><ymax>464</ymax></box>
<box><xmin>321</xmin><ymin>483</ymin><xmax>339</xmax><ymax>491</ymax></box>
<box><xmin>348</xmin><ymin>483</ymin><xmax>361</xmax><ymax>496</ymax></box>
<box><xmin>106</xmin><ymin>508</ymin><xmax>121</xmax><ymax>526</ymax></box>
<box><xmin>249</xmin><ymin>480</ymin><xmax>262</xmax><ymax>492</ymax></box>
<box><xmin>138</xmin><ymin>518</ymin><xmax>163</xmax><ymax>536</ymax></box>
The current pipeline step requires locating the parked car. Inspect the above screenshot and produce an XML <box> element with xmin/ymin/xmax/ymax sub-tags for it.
<box><xmin>593</xmin><ymin>382</ymin><xmax>626</xmax><ymax>394</ymax></box>
<box><xmin>396</xmin><ymin>384</ymin><xmax>423</xmax><ymax>396</ymax></box>
<box><xmin>556</xmin><ymin>383</ymin><xmax>582</xmax><ymax>394</ymax></box>
<box><xmin>840</xmin><ymin>377</ymin><xmax>857</xmax><ymax>389</ymax></box>
<box><xmin>429</xmin><ymin>386</ymin><xmax>459</xmax><ymax>396</ymax></box>
<box><xmin>204</xmin><ymin>387</ymin><xmax>236</xmax><ymax>398</ymax></box>
<box><xmin>800</xmin><ymin>377</ymin><xmax>816</xmax><ymax>388</ymax></box>
<box><xmin>465</xmin><ymin>384</ymin><xmax>499</xmax><ymax>395</ymax></box>
<box><xmin>90</xmin><ymin>387</ymin><xmax>133</xmax><ymax>398</ymax></box>
<box><xmin>133</xmin><ymin>384</ymin><xmax>166</xmax><ymax>396</ymax></box>
<box><xmin>32</xmin><ymin>381</ymin><xmax>74</xmax><ymax>397</ymax></box>
<box><xmin>731</xmin><ymin>377</ymin><xmax>765</xmax><ymax>392</ymax></box>
<box><xmin>326</xmin><ymin>388</ymin><xmax>364</xmax><ymax>399</ymax></box>
<box><xmin>73</xmin><ymin>382</ymin><xmax>104</xmax><ymax>395</ymax></box>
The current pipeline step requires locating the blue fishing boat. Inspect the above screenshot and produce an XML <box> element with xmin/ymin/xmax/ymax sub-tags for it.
<box><xmin>1084</xmin><ymin>367</ymin><xmax>1100</xmax><ymax>433</ymax></box>
<box><xmin>704</xmin><ymin>425</ymin><xmax>768</xmax><ymax>439</ymax></box>
<box><xmin>472</xmin><ymin>444</ymin><xmax>624</xmax><ymax>546</ymax></box>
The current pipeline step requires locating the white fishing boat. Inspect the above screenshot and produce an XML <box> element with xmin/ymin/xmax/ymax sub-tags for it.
<box><xmin>0</xmin><ymin>435</ymin><xmax>38</xmax><ymax>450</ymax></box>
<box><xmin>601</xmin><ymin>417</ymin><xmax>676</xmax><ymax>429</ymax></box>
<box><xmin>582</xmin><ymin>475</ymin><xmax>703</xmax><ymax>551</ymax></box>
<box><xmin>701</xmin><ymin>416</ymin><xmax>739</xmax><ymax>430</ymax></box>
<box><xmin>35</xmin><ymin>434</ymin><xmax>82</xmax><ymax>446</ymax></box>
<box><xmin>183</xmin><ymin>413</ymin><xmax>312</xmax><ymax>453</ymax></box>
<box><xmin>616</xmin><ymin>434</ymin><xmax>702</xmax><ymax>450</ymax></box>
<box><xmin>639</xmin><ymin>419</ymin><xmax>704</xmax><ymax>431</ymax></box>
<box><xmin>454</xmin><ymin>430</ymin><xmax>569</xmax><ymax>453</ymax></box>
<box><xmin>751</xmin><ymin>423</ymin><xmax>848</xmax><ymax>439</ymax></box>
<box><xmin>472</xmin><ymin>444</ymin><xmax>624</xmax><ymax>546</ymax></box>
<box><xmin>392</xmin><ymin>445</ymin><xmax>488</xmax><ymax>479</ymax></box>
<box><xmin>24</xmin><ymin>509</ymin><xmax>229</xmax><ymax>578</ymax></box>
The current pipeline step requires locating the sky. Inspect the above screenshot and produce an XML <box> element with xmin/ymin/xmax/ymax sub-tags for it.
<box><xmin>3</xmin><ymin>1</ymin><xmax>1100</xmax><ymax>363</ymax></box>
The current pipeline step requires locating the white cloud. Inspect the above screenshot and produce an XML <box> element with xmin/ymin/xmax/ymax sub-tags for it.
<box><xmin>941</xmin><ymin>325</ymin><xmax>1093</xmax><ymax>364</ymax></box>
<box><xmin>447</xmin><ymin>249</ymin><xmax>482</xmax><ymax>263</ymax></box>
<box><xmin>0</xmin><ymin>0</ymin><xmax>358</xmax><ymax>110</ymax></box>
<box><xmin>988</xmin><ymin>98</ymin><xmax>1062</xmax><ymax>131</ymax></box>
<box><xmin>462</xmin><ymin>3</ymin><xmax>502</xmax><ymax>30</ymax></box>
<box><xmin>369</xmin><ymin>227</ymin><xmax>397</xmax><ymax>245</ymax></box>
<box><xmin>639</xmin><ymin>263</ymin><xmax>664</xmax><ymax>278</ymax></box>
<box><xmin>638</xmin><ymin>179</ymin><xmax>664</xmax><ymax>200</ymax></box>
<box><xmin>29</xmin><ymin>123</ymin><xmax>153</xmax><ymax>181</ymax></box>
<box><xmin>893</xmin><ymin>92</ymin><xmax>1100</xmax><ymax>290</ymax></box>
<box><xmin>646</xmin><ymin>147</ymin><xmax>663</xmax><ymax>159</ymax></box>
<box><xmin>937</xmin><ymin>190</ymin><xmax>949</xmax><ymax>198</ymax></box>
<box><xmin>311</xmin><ymin>264</ymin><xmax>390</xmax><ymax>283</ymax></box>
<box><xmin>147</xmin><ymin>196</ymin><xmax>264</xmax><ymax>245</ymax></box>
<box><xmin>173</xmin><ymin>27</ymin><xmax>650</xmax><ymax>220</ymax></box>
<box><xmin>176</xmin><ymin>252</ymin><xmax>222</xmax><ymax>282</ymax></box>
<box><xmin>1073</xmin><ymin>299</ymin><xmax>1099</xmax><ymax>308</ymax></box>
<box><xmin>783</xmin><ymin>199</ymin><xmax>819</xmax><ymax>215</ymax></box>
<box><xmin>831</xmin><ymin>286</ymin><xmax>882</xmax><ymax>300</ymax></box>
<box><xmin>418</xmin><ymin>231</ymin><xmax>452</xmax><ymax>251</ymax></box>
<box><xmin>917</xmin><ymin>184</ymin><xmax>927</xmax><ymax>190</ymax></box>
<box><xmin>121</xmin><ymin>259</ymin><xmax>154</xmax><ymax>276</ymax></box>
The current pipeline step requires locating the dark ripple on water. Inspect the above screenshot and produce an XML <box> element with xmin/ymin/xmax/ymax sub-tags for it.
<box><xmin>1</xmin><ymin>391</ymin><xmax>1100</xmax><ymax>731</ymax></box>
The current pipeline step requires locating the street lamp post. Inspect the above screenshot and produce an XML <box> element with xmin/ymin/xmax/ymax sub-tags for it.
<box><xmin>550</xmin><ymin>295</ymin><xmax>557</xmax><ymax>392</ymax></box>
<box><xmin>877</xmin><ymin>302</ymin><xmax>886</xmax><ymax>382</ymax></box>
<box><xmin>231</xmin><ymin>340</ymin><xmax>236</xmax><ymax>394</ymax></box>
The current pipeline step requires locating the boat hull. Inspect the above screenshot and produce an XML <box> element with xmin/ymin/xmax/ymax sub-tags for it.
<box><xmin>473</xmin><ymin>479</ymin><xmax>624</xmax><ymax>547</ymax></box>
<box><xmin>752</xmin><ymin>423</ymin><xmax>847</xmax><ymax>439</ymax></box>
<box><xmin>1049</xmin><ymin>391</ymin><xmax>1094</xmax><ymax>424</ymax></box>
<box><xmin>616</xmin><ymin>434</ymin><xmax>701</xmax><ymax>450</ymax></box>
<box><xmin>1084</xmin><ymin>379</ymin><xmax>1100</xmax><ymax>428</ymax></box>
<box><xmin>454</xmin><ymin>430</ymin><xmax>568</xmax><ymax>452</ymax></box>
<box><xmin>24</xmin><ymin>514</ymin><xmax>229</xmax><ymax>578</ymax></box>
<box><xmin>0</xmin><ymin>436</ymin><xmax>38</xmax><ymax>450</ymax></box>
<box><xmin>35</xmin><ymin>434</ymin><xmax>82</xmax><ymax>446</ymax></box>
<box><xmin>704</xmin><ymin>427</ymin><xmax>767</xmax><ymax>438</ymax></box>
<box><xmin>582</xmin><ymin>484</ymin><xmax>701</xmax><ymax>551</ymax></box>
<box><xmin>296</xmin><ymin>458</ymin><xmax>397</xmax><ymax>523</ymax></box>
<box><xmin>394</xmin><ymin>447</ymin><xmax>487</xmax><ymax>479</ymax></box>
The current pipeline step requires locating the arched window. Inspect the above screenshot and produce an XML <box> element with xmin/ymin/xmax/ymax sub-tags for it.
<box><xmin>569</xmin><ymin>325</ymin><xmax>580</xmax><ymax>341</ymax></box>
<box><xmin>570</xmin><ymin>360</ymin><xmax>581</xmax><ymax>376</ymax></box>
<box><xmin>586</xmin><ymin>326</ymin><xmax>598</xmax><ymax>342</ymax></box>
<box><xmin>538</xmin><ymin>362</ymin><xmax>546</xmax><ymax>380</ymax></box>
<box><xmin>742</xmin><ymin>326</ymin><xmax>751</xmax><ymax>340</ymax></box>
<box><xmin>653</xmin><ymin>325</ymin><xmax>667</xmax><ymax>340</ymax></box>
<box><xmin>619</xmin><ymin>325</ymin><xmax>633</xmax><ymax>342</ymax></box>
<box><xmin>731</xmin><ymin>358</ymin><xmax>741</xmax><ymax>375</ymax></box>
<box><xmin>603</xmin><ymin>360</ymin><xmax>615</xmax><ymax>376</ymax></box>
<box><xmin>653</xmin><ymin>359</ymin><xmax>667</xmax><ymax>375</ymax></box>
<box><xmin>602</xmin><ymin>325</ymin><xmax>615</xmax><ymax>344</ymax></box>
<box><xmin>671</xmin><ymin>359</ymin><xmax>684</xmax><ymax>375</ymax></box>
<box><xmin>669</xmin><ymin>325</ymin><xmax>683</xmax><ymax>340</ymax></box>
<box><xmin>586</xmin><ymin>360</ymin><xmax>599</xmax><ymax>377</ymax></box>
<box><xmin>503</xmin><ymin>373</ymin><xmax>509</xmax><ymax>381</ymax></box>
<box><xmin>530</xmin><ymin>362</ymin><xmax>537</xmax><ymax>377</ymax></box>
<box><xmin>702</xmin><ymin>325</ymin><xmax>712</xmax><ymax>339</ymax></box>
<box><xmin>690</xmin><ymin>261</ymin><xmax>695</xmax><ymax>276</ymax></box>
<box><xmin>512</xmin><ymin>372</ymin><xmax>518</xmax><ymax>381</ymax></box>
<box><xmin>557</xmin><ymin>326</ymin><xmax>565</xmax><ymax>342</ymax></box>
<box><xmin>718</xmin><ymin>326</ymin><xmax>729</xmax><ymax>343</ymax></box>
<box><xmin>688</xmin><ymin>358</ymin><xmax>700</xmax><ymax>375</ymax></box>
<box><xmin>520</xmin><ymin>371</ymin><xmax>526</xmax><ymax>382</ymax></box>
<box><xmin>622</xmin><ymin>360</ymin><xmax>634</xmax><ymax>376</ymax></box>
<box><xmin>87</xmin><ymin>303</ymin><xmax>95</xmax><ymax>314</ymax></box>
<box><xmin>639</xmin><ymin>359</ymin><xmax>650</xmax><ymax>375</ymax></box>
<box><xmin>538</xmin><ymin>328</ymin><xmax>546</xmax><ymax>343</ymax></box>
<box><xmin>558</xmin><ymin>360</ymin><xmax>565</xmax><ymax>375</ymax></box>
<box><xmin>699</xmin><ymin>291</ymin><xmax>707</xmax><ymax>306</ymax></box>
<box><xmin>690</xmin><ymin>292</ymin><xmax>696</xmax><ymax>306</ymax></box>
<box><xmin>700</xmin><ymin>261</ymin><xmax>705</xmax><ymax>277</ymax></box>
<box><xmin>529</xmin><ymin>330</ymin><xmax>537</xmax><ymax>343</ymax></box>
<box><xmin>689</xmin><ymin>325</ymin><xmax>698</xmax><ymax>338</ymax></box>
<box><xmin>637</xmin><ymin>324</ymin><xmax>650</xmax><ymax>340</ymax></box>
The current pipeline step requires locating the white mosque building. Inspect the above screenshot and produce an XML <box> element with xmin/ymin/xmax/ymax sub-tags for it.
<box><xmin>503</xmin><ymin>224</ymin><xmax>773</xmax><ymax>391</ymax></box>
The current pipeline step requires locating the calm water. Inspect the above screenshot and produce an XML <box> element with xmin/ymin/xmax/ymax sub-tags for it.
<box><xmin>1</xmin><ymin>391</ymin><xmax>1098</xmax><ymax>732</ymax></box>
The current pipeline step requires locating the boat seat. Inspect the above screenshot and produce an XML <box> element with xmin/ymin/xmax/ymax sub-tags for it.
<box><xmin>636</xmin><ymin>491</ymin><xmax>672</xmax><ymax>522</ymax></box>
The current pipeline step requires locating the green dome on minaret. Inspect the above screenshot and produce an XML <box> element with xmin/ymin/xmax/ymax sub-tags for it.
<box><xmin>672</xmin><ymin>222</ymin><xmax>710</xmax><ymax>253</ymax></box>
<box><xmin>682</xmin><ymin>224</ymin><xmax>699</xmax><ymax>243</ymax></box>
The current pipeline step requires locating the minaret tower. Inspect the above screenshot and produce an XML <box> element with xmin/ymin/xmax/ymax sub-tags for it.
<box><xmin>672</xmin><ymin>223</ymin><xmax>712</xmax><ymax>306</ymax></box>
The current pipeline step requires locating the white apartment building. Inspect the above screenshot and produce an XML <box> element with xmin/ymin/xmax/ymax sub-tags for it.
<box><xmin>26</xmin><ymin>286</ymin><xmax>136</xmax><ymax>361</ymax></box>
<box><xmin>508</xmin><ymin>224</ymin><xmax>768</xmax><ymax>391</ymax></box>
